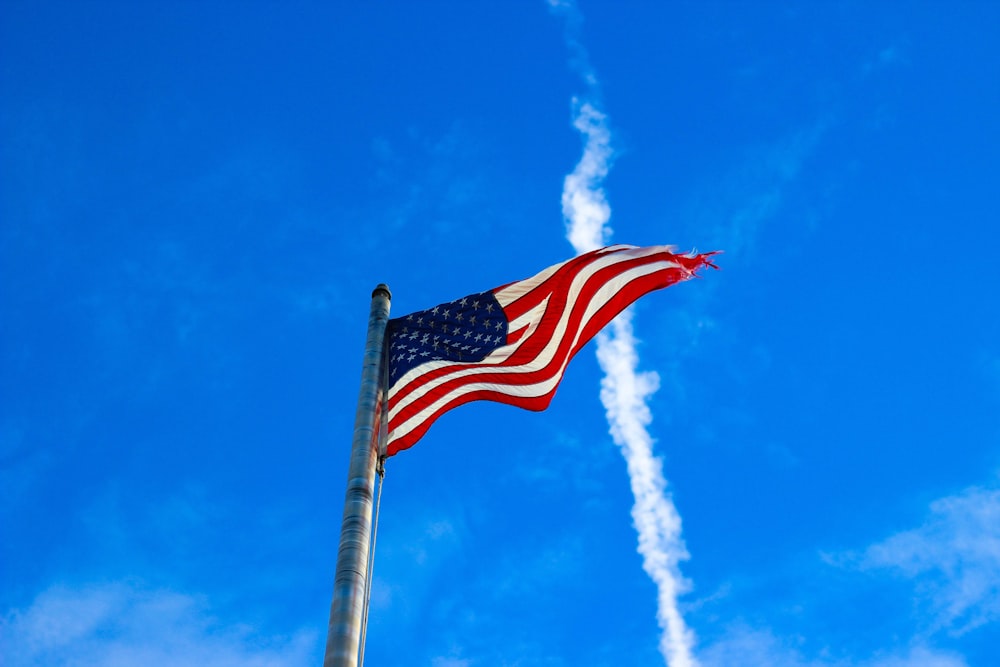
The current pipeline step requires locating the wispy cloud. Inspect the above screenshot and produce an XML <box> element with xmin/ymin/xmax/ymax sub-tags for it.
<box><xmin>1</xmin><ymin>582</ymin><xmax>317</xmax><ymax>667</ymax></box>
<box><xmin>693</xmin><ymin>123</ymin><xmax>827</xmax><ymax>263</ymax></box>
<box><xmin>857</xmin><ymin>485</ymin><xmax>1000</xmax><ymax>635</ymax></box>
<box><xmin>551</xmin><ymin>2</ymin><xmax>698</xmax><ymax>666</ymax></box>
<box><xmin>698</xmin><ymin>625</ymin><xmax>814</xmax><ymax>667</ymax></box>
<box><xmin>430</xmin><ymin>658</ymin><xmax>471</xmax><ymax>667</ymax></box>
<box><xmin>367</xmin><ymin>512</ymin><xmax>466</xmax><ymax>626</ymax></box>
<box><xmin>863</xmin><ymin>647</ymin><xmax>969</xmax><ymax>667</ymax></box>
<box><xmin>699</xmin><ymin>625</ymin><xmax>968</xmax><ymax>667</ymax></box>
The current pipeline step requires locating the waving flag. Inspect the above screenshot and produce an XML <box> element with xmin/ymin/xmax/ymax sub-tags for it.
<box><xmin>384</xmin><ymin>244</ymin><xmax>716</xmax><ymax>456</ymax></box>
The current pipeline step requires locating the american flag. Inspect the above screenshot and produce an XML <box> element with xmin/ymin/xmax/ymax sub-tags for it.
<box><xmin>384</xmin><ymin>244</ymin><xmax>717</xmax><ymax>456</ymax></box>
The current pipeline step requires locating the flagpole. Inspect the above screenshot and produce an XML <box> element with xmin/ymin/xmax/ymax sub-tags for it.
<box><xmin>324</xmin><ymin>283</ymin><xmax>391</xmax><ymax>667</ymax></box>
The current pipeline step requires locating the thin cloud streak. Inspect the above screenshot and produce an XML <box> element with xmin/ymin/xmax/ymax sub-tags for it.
<box><xmin>1</xmin><ymin>582</ymin><xmax>317</xmax><ymax>667</ymax></box>
<box><xmin>562</xmin><ymin>100</ymin><xmax>612</xmax><ymax>253</ymax></box>
<box><xmin>595</xmin><ymin>315</ymin><xmax>698</xmax><ymax>667</ymax></box>
<box><xmin>553</xmin><ymin>3</ymin><xmax>698</xmax><ymax>664</ymax></box>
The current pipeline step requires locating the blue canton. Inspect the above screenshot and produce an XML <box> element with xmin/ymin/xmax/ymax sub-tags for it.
<box><xmin>386</xmin><ymin>291</ymin><xmax>509</xmax><ymax>386</ymax></box>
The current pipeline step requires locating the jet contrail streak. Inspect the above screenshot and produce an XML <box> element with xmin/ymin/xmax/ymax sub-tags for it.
<box><xmin>594</xmin><ymin>315</ymin><xmax>698</xmax><ymax>667</ymax></box>
<box><xmin>555</xmin><ymin>7</ymin><xmax>699</xmax><ymax>664</ymax></box>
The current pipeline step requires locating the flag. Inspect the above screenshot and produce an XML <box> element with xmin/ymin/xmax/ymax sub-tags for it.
<box><xmin>384</xmin><ymin>244</ymin><xmax>717</xmax><ymax>456</ymax></box>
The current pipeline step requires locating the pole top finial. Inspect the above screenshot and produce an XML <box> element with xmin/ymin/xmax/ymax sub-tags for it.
<box><xmin>372</xmin><ymin>283</ymin><xmax>391</xmax><ymax>300</ymax></box>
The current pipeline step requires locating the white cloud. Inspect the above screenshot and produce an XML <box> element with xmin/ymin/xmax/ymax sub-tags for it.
<box><xmin>1</xmin><ymin>582</ymin><xmax>317</xmax><ymax>667</ymax></box>
<box><xmin>699</xmin><ymin>626</ymin><xmax>968</xmax><ymax>667</ymax></box>
<box><xmin>863</xmin><ymin>646</ymin><xmax>968</xmax><ymax>667</ymax></box>
<box><xmin>859</xmin><ymin>486</ymin><xmax>1000</xmax><ymax>635</ymax></box>
<box><xmin>698</xmin><ymin>626</ymin><xmax>813</xmax><ymax>667</ymax></box>
<box><xmin>696</xmin><ymin>485</ymin><xmax>1000</xmax><ymax>667</ymax></box>
<box><xmin>431</xmin><ymin>658</ymin><xmax>471</xmax><ymax>667</ymax></box>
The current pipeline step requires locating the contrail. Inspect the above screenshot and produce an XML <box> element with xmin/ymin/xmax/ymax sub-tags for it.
<box><xmin>552</xmin><ymin>3</ymin><xmax>699</xmax><ymax>666</ymax></box>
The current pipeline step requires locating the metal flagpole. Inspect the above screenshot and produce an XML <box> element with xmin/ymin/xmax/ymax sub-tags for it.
<box><xmin>324</xmin><ymin>284</ymin><xmax>391</xmax><ymax>667</ymax></box>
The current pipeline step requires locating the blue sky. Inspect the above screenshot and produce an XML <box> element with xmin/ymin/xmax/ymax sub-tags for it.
<box><xmin>2</xmin><ymin>1</ymin><xmax>999</xmax><ymax>666</ymax></box>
